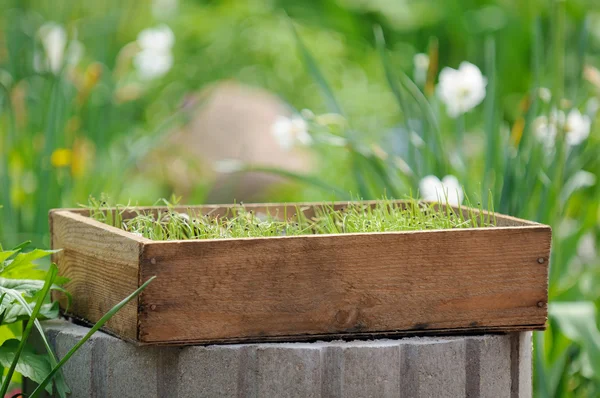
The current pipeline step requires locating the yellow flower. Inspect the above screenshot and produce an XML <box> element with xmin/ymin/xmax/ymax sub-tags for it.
<box><xmin>50</xmin><ymin>148</ymin><xmax>72</xmax><ymax>168</ymax></box>
<box><xmin>71</xmin><ymin>138</ymin><xmax>95</xmax><ymax>178</ymax></box>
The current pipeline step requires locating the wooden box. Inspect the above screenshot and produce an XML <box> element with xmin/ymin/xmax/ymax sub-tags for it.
<box><xmin>50</xmin><ymin>201</ymin><xmax>551</xmax><ymax>345</ymax></box>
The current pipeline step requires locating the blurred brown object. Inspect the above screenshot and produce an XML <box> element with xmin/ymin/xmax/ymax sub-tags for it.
<box><xmin>162</xmin><ymin>81</ymin><xmax>314</xmax><ymax>203</ymax></box>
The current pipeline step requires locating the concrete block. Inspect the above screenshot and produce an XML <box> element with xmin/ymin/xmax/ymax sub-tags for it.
<box><xmin>176</xmin><ymin>344</ymin><xmax>249</xmax><ymax>398</ymax></box>
<box><xmin>255</xmin><ymin>344</ymin><xmax>322</xmax><ymax>398</ymax></box>
<box><xmin>98</xmin><ymin>335</ymin><xmax>160</xmax><ymax>398</ymax></box>
<box><xmin>335</xmin><ymin>341</ymin><xmax>402</xmax><ymax>398</ymax></box>
<box><xmin>400</xmin><ymin>338</ymin><xmax>466</xmax><ymax>398</ymax></box>
<box><xmin>34</xmin><ymin>321</ymin><xmax>533</xmax><ymax>398</ymax></box>
<box><xmin>53</xmin><ymin>322</ymin><xmax>96</xmax><ymax>398</ymax></box>
<box><xmin>511</xmin><ymin>332</ymin><xmax>532</xmax><ymax>398</ymax></box>
<box><xmin>466</xmin><ymin>335</ymin><xmax>511</xmax><ymax>398</ymax></box>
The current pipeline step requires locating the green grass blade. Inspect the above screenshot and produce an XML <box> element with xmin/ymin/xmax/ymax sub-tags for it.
<box><xmin>374</xmin><ymin>26</ymin><xmax>410</xmax><ymax>126</ymax></box>
<box><xmin>373</xmin><ymin>25</ymin><xmax>422</xmax><ymax>173</ymax></box>
<box><xmin>396</xmin><ymin>65</ymin><xmax>447</xmax><ymax>174</ymax></box>
<box><xmin>288</xmin><ymin>19</ymin><xmax>343</xmax><ymax>116</ymax></box>
<box><xmin>482</xmin><ymin>35</ymin><xmax>497</xmax><ymax>206</ymax></box>
<box><xmin>30</xmin><ymin>276</ymin><xmax>156</xmax><ymax>397</ymax></box>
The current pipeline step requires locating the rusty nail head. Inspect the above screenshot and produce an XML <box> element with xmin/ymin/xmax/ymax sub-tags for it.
<box><xmin>537</xmin><ymin>301</ymin><xmax>544</xmax><ymax>308</ymax></box>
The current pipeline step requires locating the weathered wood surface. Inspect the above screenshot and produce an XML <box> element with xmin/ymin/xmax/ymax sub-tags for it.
<box><xmin>51</xmin><ymin>202</ymin><xmax>551</xmax><ymax>345</ymax></box>
<box><xmin>50</xmin><ymin>210</ymin><xmax>147</xmax><ymax>340</ymax></box>
<box><xmin>138</xmin><ymin>226</ymin><xmax>550</xmax><ymax>344</ymax></box>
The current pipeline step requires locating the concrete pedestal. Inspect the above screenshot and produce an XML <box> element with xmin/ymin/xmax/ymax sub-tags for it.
<box><xmin>37</xmin><ymin>320</ymin><xmax>532</xmax><ymax>398</ymax></box>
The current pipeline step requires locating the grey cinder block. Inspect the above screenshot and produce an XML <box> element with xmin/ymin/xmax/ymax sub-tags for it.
<box><xmin>401</xmin><ymin>338</ymin><xmax>466</xmax><ymax>398</ymax></box>
<box><xmin>33</xmin><ymin>321</ymin><xmax>532</xmax><ymax>398</ymax></box>
<box><xmin>255</xmin><ymin>344</ymin><xmax>322</xmax><ymax>398</ymax></box>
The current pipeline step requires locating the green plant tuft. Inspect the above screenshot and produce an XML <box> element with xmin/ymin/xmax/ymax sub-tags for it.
<box><xmin>86</xmin><ymin>195</ymin><xmax>497</xmax><ymax>241</ymax></box>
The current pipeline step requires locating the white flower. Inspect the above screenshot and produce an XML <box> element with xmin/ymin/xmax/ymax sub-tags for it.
<box><xmin>533</xmin><ymin>115</ymin><xmax>557</xmax><ymax>150</ymax></box>
<box><xmin>577</xmin><ymin>233</ymin><xmax>597</xmax><ymax>263</ymax></box>
<box><xmin>533</xmin><ymin>108</ymin><xmax>591</xmax><ymax>148</ymax></box>
<box><xmin>564</xmin><ymin>109</ymin><xmax>591</xmax><ymax>146</ymax></box>
<box><xmin>538</xmin><ymin>87</ymin><xmax>552</xmax><ymax>103</ymax></box>
<box><xmin>437</xmin><ymin>62</ymin><xmax>487</xmax><ymax>118</ymax></box>
<box><xmin>413</xmin><ymin>53</ymin><xmax>429</xmax><ymax>86</ymax></box>
<box><xmin>271</xmin><ymin>115</ymin><xmax>312</xmax><ymax>151</ymax></box>
<box><xmin>134</xmin><ymin>25</ymin><xmax>175</xmax><ymax>80</ymax></box>
<box><xmin>419</xmin><ymin>175</ymin><xmax>464</xmax><ymax>206</ymax></box>
<box><xmin>35</xmin><ymin>22</ymin><xmax>83</xmax><ymax>74</ymax></box>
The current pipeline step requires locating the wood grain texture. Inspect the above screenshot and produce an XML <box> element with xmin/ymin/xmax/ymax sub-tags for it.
<box><xmin>50</xmin><ymin>210</ymin><xmax>145</xmax><ymax>340</ymax></box>
<box><xmin>138</xmin><ymin>225</ymin><xmax>550</xmax><ymax>344</ymax></box>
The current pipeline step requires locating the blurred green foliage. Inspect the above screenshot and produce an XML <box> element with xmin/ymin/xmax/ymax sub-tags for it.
<box><xmin>1</xmin><ymin>0</ymin><xmax>600</xmax><ymax>395</ymax></box>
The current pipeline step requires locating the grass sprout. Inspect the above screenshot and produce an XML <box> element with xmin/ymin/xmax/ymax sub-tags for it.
<box><xmin>85</xmin><ymin>195</ymin><xmax>497</xmax><ymax>241</ymax></box>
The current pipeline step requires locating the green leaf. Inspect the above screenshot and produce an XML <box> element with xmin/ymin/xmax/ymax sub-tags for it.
<box><xmin>2</xmin><ymin>249</ymin><xmax>60</xmax><ymax>278</ymax></box>
<box><xmin>549</xmin><ymin>302</ymin><xmax>600</xmax><ymax>381</ymax></box>
<box><xmin>2</xmin><ymin>301</ymin><xmax>59</xmax><ymax>325</ymax></box>
<box><xmin>0</xmin><ymin>340</ymin><xmax>52</xmax><ymax>393</ymax></box>
<box><xmin>0</xmin><ymin>251</ymin><xmax>19</xmax><ymax>265</ymax></box>
<box><xmin>30</xmin><ymin>276</ymin><xmax>157</xmax><ymax>397</ymax></box>
<box><xmin>9</xmin><ymin>241</ymin><xmax>31</xmax><ymax>253</ymax></box>
<box><xmin>0</xmin><ymin>277</ymin><xmax>63</xmax><ymax>297</ymax></box>
<box><xmin>0</xmin><ymin>275</ymin><xmax>70</xmax><ymax>396</ymax></box>
<box><xmin>0</xmin><ymin>264</ymin><xmax>57</xmax><ymax>397</ymax></box>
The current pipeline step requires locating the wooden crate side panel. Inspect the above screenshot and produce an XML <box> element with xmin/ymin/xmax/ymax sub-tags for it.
<box><xmin>138</xmin><ymin>226</ymin><xmax>550</xmax><ymax>343</ymax></box>
<box><xmin>50</xmin><ymin>210</ymin><xmax>142</xmax><ymax>340</ymax></box>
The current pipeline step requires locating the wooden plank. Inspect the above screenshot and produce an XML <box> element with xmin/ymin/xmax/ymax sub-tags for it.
<box><xmin>50</xmin><ymin>210</ymin><xmax>144</xmax><ymax>340</ymax></box>
<box><xmin>138</xmin><ymin>225</ymin><xmax>550</xmax><ymax>344</ymax></box>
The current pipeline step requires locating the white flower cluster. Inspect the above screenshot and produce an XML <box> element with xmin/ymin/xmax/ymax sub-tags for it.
<box><xmin>534</xmin><ymin>108</ymin><xmax>591</xmax><ymax>149</ymax></box>
<box><xmin>134</xmin><ymin>25</ymin><xmax>175</xmax><ymax>80</ymax></box>
<box><xmin>271</xmin><ymin>115</ymin><xmax>312</xmax><ymax>151</ymax></box>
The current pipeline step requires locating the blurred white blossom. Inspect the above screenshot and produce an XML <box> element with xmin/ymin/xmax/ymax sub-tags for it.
<box><xmin>437</xmin><ymin>62</ymin><xmax>487</xmax><ymax>118</ymax></box>
<box><xmin>35</xmin><ymin>22</ymin><xmax>83</xmax><ymax>74</ymax></box>
<box><xmin>534</xmin><ymin>108</ymin><xmax>591</xmax><ymax>148</ymax></box>
<box><xmin>560</xmin><ymin>170</ymin><xmax>596</xmax><ymax>206</ymax></box>
<box><xmin>538</xmin><ymin>87</ymin><xmax>552</xmax><ymax>103</ymax></box>
<box><xmin>271</xmin><ymin>115</ymin><xmax>312</xmax><ymax>151</ymax></box>
<box><xmin>577</xmin><ymin>233</ymin><xmax>597</xmax><ymax>263</ymax></box>
<box><xmin>413</xmin><ymin>53</ymin><xmax>429</xmax><ymax>86</ymax></box>
<box><xmin>134</xmin><ymin>25</ymin><xmax>175</xmax><ymax>80</ymax></box>
<box><xmin>565</xmin><ymin>109</ymin><xmax>591</xmax><ymax>146</ymax></box>
<box><xmin>419</xmin><ymin>175</ymin><xmax>464</xmax><ymax>206</ymax></box>
<box><xmin>533</xmin><ymin>115</ymin><xmax>558</xmax><ymax>150</ymax></box>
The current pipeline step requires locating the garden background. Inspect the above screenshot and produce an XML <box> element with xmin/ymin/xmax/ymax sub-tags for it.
<box><xmin>1</xmin><ymin>0</ymin><xmax>599</xmax><ymax>396</ymax></box>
